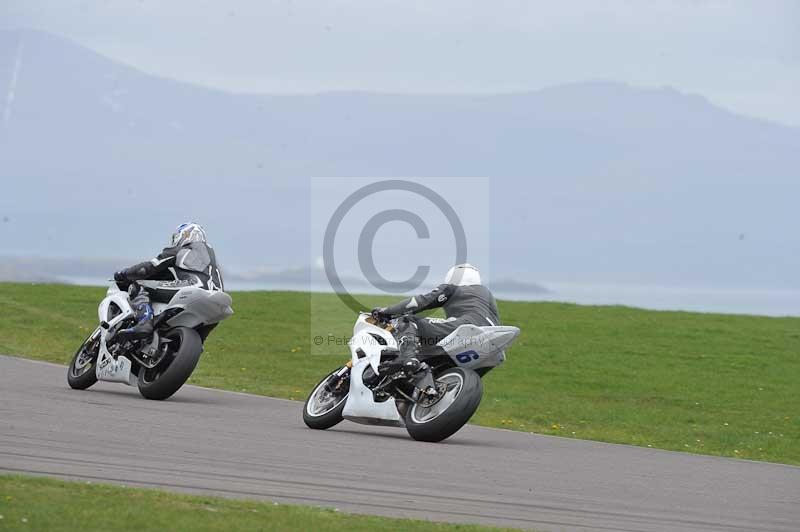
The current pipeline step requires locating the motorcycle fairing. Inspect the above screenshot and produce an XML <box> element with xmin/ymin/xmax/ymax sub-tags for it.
<box><xmin>436</xmin><ymin>324</ymin><xmax>520</xmax><ymax>371</ymax></box>
<box><xmin>342</xmin><ymin>316</ymin><xmax>404</xmax><ymax>425</ymax></box>
<box><xmin>342</xmin><ymin>358</ymin><xmax>404</xmax><ymax>427</ymax></box>
<box><xmin>96</xmin><ymin>352</ymin><xmax>137</xmax><ymax>386</ymax></box>
<box><xmin>139</xmin><ymin>281</ymin><xmax>234</xmax><ymax>329</ymax></box>
<box><xmin>95</xmin><ymin>289</ymin><xmax>138</xmax><ymax>385</ymax></box>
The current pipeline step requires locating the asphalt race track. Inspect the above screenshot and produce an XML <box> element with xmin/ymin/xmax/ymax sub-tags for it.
<box><xmin>1</xmin><ymin>355</ymin><xmax>798</xmax><ymax>532</ymax></box>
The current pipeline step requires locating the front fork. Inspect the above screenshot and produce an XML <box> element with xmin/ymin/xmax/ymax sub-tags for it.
<box><xmin>326</xmin><ymin>361</ymin><xmax>352</xmax><ymax>394</ymax></box>
<box><xmin>336</xmin><ymin>360</ymin><xmax>353</xmax><ymax>376</ymax></box>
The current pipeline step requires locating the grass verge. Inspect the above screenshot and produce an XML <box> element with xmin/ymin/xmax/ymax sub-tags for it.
<box><xmin>0</xmin><ymin>474</ymin><xmax>514</xmax><ymax>532</ymax></box>
<box><xmin>1</xmin><ymin>282</ymin><xmax>798</xmax><ymax>464</ymax></box>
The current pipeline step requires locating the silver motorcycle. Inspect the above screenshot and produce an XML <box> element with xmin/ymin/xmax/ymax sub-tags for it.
<box><xmin>67</xmin><ymin>280</ymin><xmax>233</xmax><ymax>400</ymax></box>
<box><xmin>304</xmin><ymin>312</ymin><xmax>520</xmax><ymax>442</ymax></box>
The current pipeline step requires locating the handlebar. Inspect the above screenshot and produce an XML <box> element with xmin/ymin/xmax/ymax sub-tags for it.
<box><xmin>365</xmin><ymin>315</ymin><xmax>395</xmax><ymax>331</ymax></box>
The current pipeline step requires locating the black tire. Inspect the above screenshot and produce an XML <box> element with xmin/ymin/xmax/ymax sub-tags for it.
<box><xmin>303</xmin><ymin>368</ymin><xmax>349</xmax><ymax>430</ymax></box>
<box><xmin>67</xmin><ymin>328</ymin><xmax>101</xmax><ymax>390</ymax></box>
<box><xmin>196</xmin><ymin>323</ymin><xmax>217</xmax><ymax>343</ymax></box>
<box><xmin>405</xmin><ymin>367</ymin><xmax>483</xmax><ymax>443</ymax></box>
<box><xmin>137</xmin><ymin>327</ymin><xmax>202</xmax><ymax>400</ymax></box>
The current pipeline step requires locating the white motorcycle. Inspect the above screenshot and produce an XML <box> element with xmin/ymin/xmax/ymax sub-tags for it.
<box><xmin>67</xmin><ymin>280</ymin><xmax>233</xmax><ymax>400</ymax></box>
<box><xmin>303</xmin><ymin>313</ymin><xmax>520</xmax><ymax>442</ymax></box>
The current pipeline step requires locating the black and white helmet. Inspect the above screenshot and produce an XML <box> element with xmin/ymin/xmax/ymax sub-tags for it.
<box><xmin>170</xmin><ymin>222</ymin><xmax>207</xmax><ymax>248</ymax></box>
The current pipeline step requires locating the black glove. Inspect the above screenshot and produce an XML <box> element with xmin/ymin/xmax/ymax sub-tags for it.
<box><xmin>371</xmin><ymin>307</ymin><xmax>391</xmax><ymax>322</ymax></box>
<box><xmin>114</xmin><ymin>271</ymin><xmax>130</xmax><ymax>290</ymax></box>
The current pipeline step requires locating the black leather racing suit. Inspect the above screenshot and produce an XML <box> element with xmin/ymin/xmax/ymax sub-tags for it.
<box><xmin>382</xmin><ymin>283</ymin><xmax>500</xmax><ymax>357</ymax></box>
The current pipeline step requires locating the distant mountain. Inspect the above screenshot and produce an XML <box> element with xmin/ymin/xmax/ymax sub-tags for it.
<box><xmin>0</xmin><ymin>256</ymin><xmax>125</xmax><ymax>284</ymax></box>
<box><xmin>2</xmin><ymin>28</ymin><xmax>798</xmax><ymax>289</ymax></box>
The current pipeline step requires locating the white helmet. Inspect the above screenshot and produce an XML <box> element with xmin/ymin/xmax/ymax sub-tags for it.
<box><xmin>444</xmin><ymin>263</ymin><xmax>481</xmax><ymax>286</ymax></box>
<box><xmin>170</xmin><ymin>222</ymin><xmax>207</xmax><ymax>247</ymax></box>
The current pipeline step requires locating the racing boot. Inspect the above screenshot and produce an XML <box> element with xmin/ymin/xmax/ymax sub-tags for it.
<box><xmin>378</xmin><ymin>321</ymin><xmax>421</xmax><ymax>377</ymax></box>
<box><xmin>116</xmin><ymin>285</ymin><xmax>154</xmax><ymax>341</ymax></box>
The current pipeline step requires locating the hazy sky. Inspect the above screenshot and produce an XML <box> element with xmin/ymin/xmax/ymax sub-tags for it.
<box><xmin>2</xmin><ymin>0</ymin><xmax>799</xmax><ymax>125</ymax></box>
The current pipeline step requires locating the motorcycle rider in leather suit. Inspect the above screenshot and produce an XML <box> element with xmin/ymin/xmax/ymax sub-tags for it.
<box><xmin>372</xmin><ymin>264</ymin><xmax>500</xmax><ymax>376</ymax></box>
<box><xmin>113</xmin><ymin>223</ymin><xmax>224</xmax><ymax>340</ymax></box>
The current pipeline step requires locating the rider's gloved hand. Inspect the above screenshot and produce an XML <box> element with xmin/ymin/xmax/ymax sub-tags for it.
<box><xmin>371</xmin><ymin>307</ymin><xmax>391</xmax><ymax>322</ymax></box>
<box><xmin>113</xmin><ymin>271</ymin><xmax>130</xmax><ymax>290</ymax></box>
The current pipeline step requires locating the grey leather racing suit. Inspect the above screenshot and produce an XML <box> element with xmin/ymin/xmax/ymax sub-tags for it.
<box><xmin>381</xmin><ymin>283</ymin><xmax>501</xmax><ymax>356</ymax></box>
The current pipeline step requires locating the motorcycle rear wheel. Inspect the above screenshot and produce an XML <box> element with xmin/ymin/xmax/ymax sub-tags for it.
<box><xmin>137</xmin><ymin>327</ymin><xmax>202</xmax><ymax>400</ymax></box>
<box><xmin>404</xmin><ymin>367</ymin><xmax>483</xmax><ymax>443</ymax></box>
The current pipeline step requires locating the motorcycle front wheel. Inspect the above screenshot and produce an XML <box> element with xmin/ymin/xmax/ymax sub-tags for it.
<box><xmin>67</xmin><ymin>328</ymin><xmax>101</xmax><ymax>390</ymax></box>
<box><xmin>303</xmin><ymin>367</ymin><xmax>350</xmax><ymax>430</ymax></box>
<box><xmin>137</xmin><ymin>327</ymin><xmax>202</xmax><ymax>400</ymax></box>
<box><xmin>405</xmin><ymin>367</ymin><xmax>483</xmax><ymax>443</ymax></box>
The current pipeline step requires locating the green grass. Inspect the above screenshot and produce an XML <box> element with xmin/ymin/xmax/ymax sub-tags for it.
<box><xmin>0</xmin><ymin>475</ymin><xmax>512</xmax><ymax>532</ymax></box>
<box><xmin>1</xmin><ymin>282</ymin><xmax>798</xmax><ymax>464</ymax></box>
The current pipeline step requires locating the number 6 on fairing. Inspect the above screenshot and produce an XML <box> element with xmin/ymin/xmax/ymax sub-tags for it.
<box><xmin>455</xmin><ymin>350</ymin><xmax>480</xmax><ymax>364</ymax></box>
